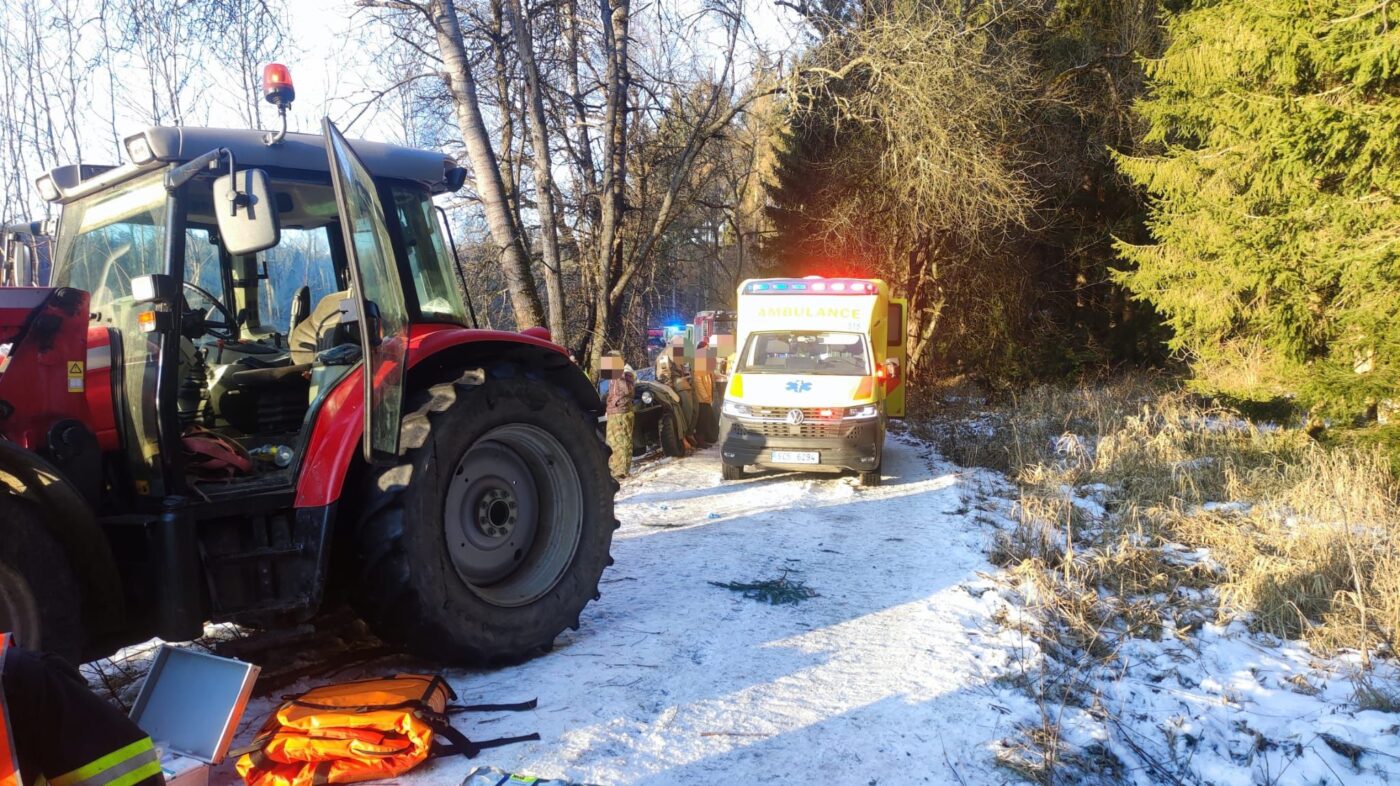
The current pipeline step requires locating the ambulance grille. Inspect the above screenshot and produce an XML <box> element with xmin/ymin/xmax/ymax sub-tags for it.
<box><xmin>747</xmin><ymin>421</ymin><xmax>850</xmax><ymax>439</ymax></box>
<box><xmin>749</xmin><ymin>406</ymin><xmax>843</xmax><ymax>420</ymax></box>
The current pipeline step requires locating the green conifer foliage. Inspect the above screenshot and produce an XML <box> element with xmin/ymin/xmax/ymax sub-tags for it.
<box><xmin>1117</xmin><ymin>1</ymin><xmax>1400</xmax><ymax>412</ymax></box>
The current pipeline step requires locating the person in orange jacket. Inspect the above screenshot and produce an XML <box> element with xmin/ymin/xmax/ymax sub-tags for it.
<box><xmin>0</xmin><ymin>634</ymin><xmax>164</xmax><ymax>786</ymax></box>
<box><xmin>692</xmin><ymin>342</ymin><xmax>719</xmax><ymax>447</ymax></box>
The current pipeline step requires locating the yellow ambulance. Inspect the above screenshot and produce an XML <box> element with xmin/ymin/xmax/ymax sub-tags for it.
<box><xmin>719</xmin><ymin>277</ymin><xmax>907</xmax><ymax>486</ymax></box>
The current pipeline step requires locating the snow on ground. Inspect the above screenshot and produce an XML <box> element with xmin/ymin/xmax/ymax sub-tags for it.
<box><xmin>191</xmin><ymin>431</ymin><xmax>1400</xmax><ymax>785</ymax></box>
<box><xmin>216</xmin><ymin>436</ymin><xmax>1040</xmax><ymax>785</ymax></box>
<box><xmin>1072</xmin><ymin>619</ymin><xmax>1400</xmax><ymax>786</ymax></box>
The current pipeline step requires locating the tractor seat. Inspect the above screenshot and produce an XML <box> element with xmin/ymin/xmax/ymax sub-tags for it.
<box><xmin>289</xmin><ymin>290</ymin><xmax>354</xmax><ymax>366</ymax></box>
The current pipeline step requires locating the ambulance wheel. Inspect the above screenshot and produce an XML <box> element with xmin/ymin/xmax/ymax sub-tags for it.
<box><xmin>721</xmin><ymin>462</ymin><xmax>746</xmax><ymax>481</ymax></box>
<box><xmin>353</xmin><ymin>372</ymin><xmax>616</xmax><ymax>664</ymax></box>
<box><xmin>858</xmin><ymin>469</ymin><xmax>883</xmax><ymax>487</ymax></box>
<box><xmin>0</xmin><ymin>494</ymin><xmax>84</xmax><ymax>660</ymax></box>
<box><xmin>659</xmin><ymin>408</ymin><xmax>685</xmax><ymax>457</ymax></box>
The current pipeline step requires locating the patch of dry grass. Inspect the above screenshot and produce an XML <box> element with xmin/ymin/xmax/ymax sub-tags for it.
<box><xmin>995</xmin><ymin>717</ymin><xmax>1128</xmax><ymax>786</ymax></box>
<box><xmin>923</xmin><ymin>375</ymin><xmax>1400</xmax><ymax>658</ymax></box>
<box><xmin>920</xmin><ymin>375</ymin><xmax>1400</xmax><ymax>782</ymax></box>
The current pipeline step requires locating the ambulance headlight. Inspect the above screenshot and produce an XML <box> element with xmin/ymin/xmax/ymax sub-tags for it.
<box><xmin>641</xmin><ymin>390</ymin><xmax>654</xmax><ymax>405</ymax></box>
<box><xmin>722</xmin><ymin>400</ymin><xmax>753</xmax><ymax>418</ymax></box>
<box><xmin>845</xmin><ymin>404</ymin><xmax>879</xmax><ymax>420</ymax></box>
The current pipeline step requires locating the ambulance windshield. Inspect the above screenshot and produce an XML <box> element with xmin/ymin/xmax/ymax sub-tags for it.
<box><xmin>739</xmin><ymin>331</ymin><xmax>870</xmax><ymax>376</ymax></box>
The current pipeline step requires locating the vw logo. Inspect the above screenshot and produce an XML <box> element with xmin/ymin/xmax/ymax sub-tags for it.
<box><xmin>786</xmin><ymin>408</ymin><xmax>804</xmax><ymax>425</ymax></box>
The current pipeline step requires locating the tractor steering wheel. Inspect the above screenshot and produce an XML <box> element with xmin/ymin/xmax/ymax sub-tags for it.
<box><xmin>182</xmin><ymin>280</ymin><xmax>236</xmax><ymax>340</ymax></box>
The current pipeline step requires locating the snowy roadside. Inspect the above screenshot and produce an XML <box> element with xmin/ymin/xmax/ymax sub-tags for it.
<box><xmin>212</xmin><ymin>435</ymin><xmax>1044</xmax><ymax>785</ymax></box>
<box><xmin>920</xmin><ymin>382</ymin><xmax>1400</xmax><ymax>786</ymax></box>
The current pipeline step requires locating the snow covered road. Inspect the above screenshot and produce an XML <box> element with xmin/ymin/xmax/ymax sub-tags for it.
<box><xmin>388</xmin><ymin>436</ymin><xmax>1032</xmax><ymax>785</ymax></box>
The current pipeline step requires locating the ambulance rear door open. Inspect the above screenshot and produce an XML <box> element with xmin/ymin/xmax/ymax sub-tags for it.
<box><xmin>885</xmin><ymin>297</ymin><xmax>907</xmax><ymax>418</ymax></box>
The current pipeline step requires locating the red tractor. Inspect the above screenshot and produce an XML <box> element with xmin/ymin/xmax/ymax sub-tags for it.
<box><xmin>0</xmin><ymin>68</ymin><xmax>616</xmax><ymax>664</ymax></box>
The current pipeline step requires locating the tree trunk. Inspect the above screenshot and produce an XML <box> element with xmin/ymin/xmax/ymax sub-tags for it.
<box><xmin>487</xmin><ymin>0</ymin><xmax>528</xmax><ymax>243</ymax></box>
<box><xmin>431</xmin><ymin>0</ymin><xmax>544</xmax><ymax>329</ymax></box>
<box><xmin>906</xmin><ymin>243</ymin><xmax>942</xmax><ymax>379</ymax></box>
<box><xmin>589</xmin><ymin>0</ymin><xmax>630</xmax><ymax>378</ymax></box>
<box><xmin>506</xmin><ymin>0</ymin><xmax>567</xmax><ymax>343</ymax></box>
<box><xmin>563</xmin><ymin>0</ymin><xmax>598</xmax><ymax>205</ymax></box>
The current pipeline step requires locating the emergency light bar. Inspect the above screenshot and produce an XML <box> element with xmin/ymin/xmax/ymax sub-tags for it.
<box><xmin>744</xmin><ymin>279</ymin><xmax>878</xmax><ymax>295</ymax></box>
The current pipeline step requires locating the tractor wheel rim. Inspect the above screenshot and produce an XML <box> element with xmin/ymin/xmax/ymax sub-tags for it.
<box><xmin>0</xmin><ymin>561</ymin><xmax>41</xmax><ymax>649</ymax></box>
<box><xmin>443</xmin><ymin>423</ymin><xmax>584</xmax><ymax>607</ymax></box>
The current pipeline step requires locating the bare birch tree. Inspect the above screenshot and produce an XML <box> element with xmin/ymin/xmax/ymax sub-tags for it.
<box><xmin>505</xmin><ymin>0</ymin><xmax>567</xmax><ymax>342</ymax></box>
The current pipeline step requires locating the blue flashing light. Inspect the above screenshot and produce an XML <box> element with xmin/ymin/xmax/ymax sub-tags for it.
<box><xmin>756</xmin><ymin>283</ymin><xmax>770</xmax><ymax>291</ymax></box>
<box><xmin>774</xmin><ymin>283</ymin><xmax>788</xmax><ymax>290</ymax></box>
<box><xmin>792</xmin><ymin>283</ymin><xmax>807</xmax><ymax>290</ymax></box>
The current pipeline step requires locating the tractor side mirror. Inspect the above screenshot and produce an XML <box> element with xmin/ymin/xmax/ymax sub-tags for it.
<box><xmin>214</xmin><ymin>168</ymin><xmax>280</xmax><ymax>256</ymax></box>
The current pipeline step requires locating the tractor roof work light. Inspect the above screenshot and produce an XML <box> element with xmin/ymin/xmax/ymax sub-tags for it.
<box><xmin>35</xmin><ymin>174</ymin><xmax>60</xmax><ymax>203</ymax></box>
<box><xmin>124</xmin><ymin>132</ymin><xmax>155</xmax><ymax>165</ymax></box>
<box><xmin>261</xmin><ymin>63</ymin><xmax>295</xmax><ymax>146</ymax></box>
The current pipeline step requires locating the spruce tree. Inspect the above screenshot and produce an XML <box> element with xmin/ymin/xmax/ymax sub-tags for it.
<box><xmin>1117</xmin><ymin>0</ymin><xmax>1400</xmax><ymax>413</ymax></box>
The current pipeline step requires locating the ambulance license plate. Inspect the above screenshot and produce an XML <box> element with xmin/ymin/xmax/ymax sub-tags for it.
<box><xmin>772</xmin><ymin>450</ymin><xmax>819</xmax><ymax>464</ymax></box>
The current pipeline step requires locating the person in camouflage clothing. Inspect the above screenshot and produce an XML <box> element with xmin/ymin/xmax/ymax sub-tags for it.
<box><xmin>602</xmin><ymin>352</ymin><xmax>635</xmax><ymax>479</ymax></box>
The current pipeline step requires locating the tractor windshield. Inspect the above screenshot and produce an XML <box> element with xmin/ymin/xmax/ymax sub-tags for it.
<box><xmin>51</xmin><ymin>169</ymin><xmax>168</xmax><ymax>314</ymax></box>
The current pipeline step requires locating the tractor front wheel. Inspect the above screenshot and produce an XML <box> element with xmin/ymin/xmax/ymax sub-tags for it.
<box><xmin>659</xmin><ymin>407</ymin><xmax>685</xmax><ymax>457</ymax></box>
<box><xmin>352</xmin><ymin>373</ymin><xmax>616</xmax><ymax>663</ymax></box>
<box><xmin>0</xmin><ymin>494</ymin><xmax>83</xmax><ymax>659</ymax></box>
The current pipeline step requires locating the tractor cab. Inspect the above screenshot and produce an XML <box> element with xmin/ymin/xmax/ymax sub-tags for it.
<box><xmin>37</xmin><ymin>120</ymin><xmax>469</xmax><ymax>501</ymax></box>
<box><xmin>0</xmin><ymin>66</ymin><xmax>614</xmax><ymax>663</ymax></box>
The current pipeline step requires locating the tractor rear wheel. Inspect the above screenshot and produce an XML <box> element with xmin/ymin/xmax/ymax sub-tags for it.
<box><xmin>352</xmin><ymin>372</ymin><xmax>616</xmax><ymax>663</ymax></box>
<box><xmin>0</xmin><ymin>494</ymin><xmax>83</xmax><ymax>659</ymax></box>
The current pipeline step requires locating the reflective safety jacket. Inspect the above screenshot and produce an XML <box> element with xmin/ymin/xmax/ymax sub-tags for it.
<box><xmin>236</xmin><ymin>675</ymin><xmax>538</xmax><ymax>786</ymax></box>
<box><xmin>0</xmin><ymin>634</ymin><xmax>163</xmax><ymax>786</ymax></box>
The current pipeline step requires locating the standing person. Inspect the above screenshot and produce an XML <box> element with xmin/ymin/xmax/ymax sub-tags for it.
<box><xmin>602</xmin><ymin>352</ymin><xmax>635</xmax><ymax>479</ymax></box>
<box><xmin>654</xmin><ymin>339</ymin><xmax>674</xmax><ymax>386</ymax></box>
<box><xmin>656</xmin><ymin>335</ymin><xmax>691</xmax><ymax>386</ymax></box>
<box><xmin>657</xmin><ymin>337</ymin><xmax>699</xmax><ymax>454</ymax></box>
<box><xmin>0</xmin><ymin>633</ymin><xmax>165</xmax><ymax>786</ymax></box>
<box><xmin>692</xmin><ymin>344</ymin><xmax>719</xmax><ymax>447</ymax></box>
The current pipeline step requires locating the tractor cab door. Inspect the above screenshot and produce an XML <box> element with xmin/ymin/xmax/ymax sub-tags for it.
<box><xmin>885</xmin><ymin>298</ymin><xmax>908</xmax><ymax>418</ymax></box>
<box><xmin>322</xmin><ymin>118</ymin><xmax>410</xmax><ymax>462</ymax></box>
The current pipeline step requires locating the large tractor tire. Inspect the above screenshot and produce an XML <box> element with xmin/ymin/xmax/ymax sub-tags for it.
<box><xmin>353</xmin><ymin>372</ymin><xmax>616</xmax><ymax>663</ymax></box>
<box><xmin>0</xmin><ymin>494</ymin><xmax>84</xmax><ymax>659</ymax></box>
